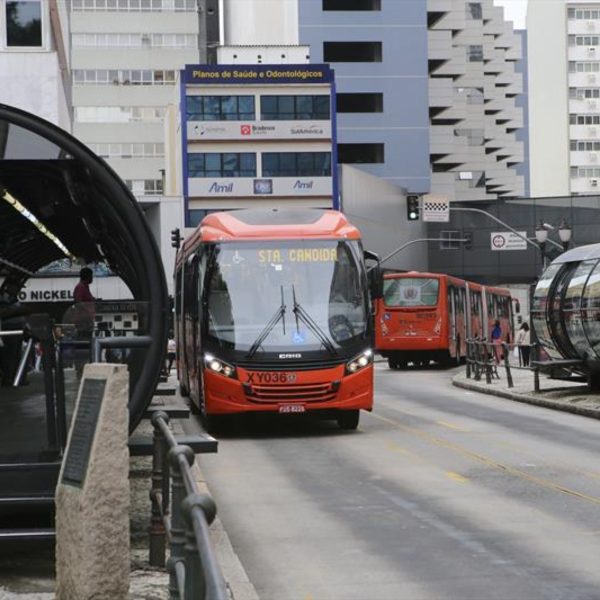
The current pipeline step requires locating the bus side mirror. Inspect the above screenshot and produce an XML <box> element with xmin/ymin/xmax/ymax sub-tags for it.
<box><xmin>514</xmin><ymin>299</ymin><xmax>520</xmax><ymax>314</ymax></box>
<box><xmin>364</xmin><ymin>250</ymin><xmax>383</xmax><ymax>301</ymax></box>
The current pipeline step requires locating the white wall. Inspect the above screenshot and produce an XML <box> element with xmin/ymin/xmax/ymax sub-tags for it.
<box><xmin>527</xmin><ymin>1</ymin><xmax>570</xmax><ymax>196</ymax></box>
<box><xmin>339</xmin><ymin>166</ymin><xmax>428</xmax><ymax>272</ymax></box>
<box><xmin>0</xmin><ymin>53</ymin><xmax>70</xmax><ymax>130</ymax></box>
<box><xmin>222</xmin><ymin>0</ymin><xmax>298</xmax><ymax>45</ymax></box>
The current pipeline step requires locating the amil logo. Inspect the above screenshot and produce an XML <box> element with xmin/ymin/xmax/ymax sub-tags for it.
<box><xmin>241</xmin><ymin>125</ymin><xmax>251</xmax><ymax>135</ymax></box>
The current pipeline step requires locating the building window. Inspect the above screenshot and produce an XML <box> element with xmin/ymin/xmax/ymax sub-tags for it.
<box><xmin>6</xmin><ymin>0</ymin><xmax>42</xmax><ymax>47</ymax></box>
<box><xmin>570</xmin><ymin>140</ymin><xmax>600</xmax><ymax>151</ymax></box>
<box><xmin>336</xmin><ymin>93</ymin><xmax>383</xmax><ymax>113</ymax></box>
<box><xmin>72</xmin><ymin>0</ymin><xmax>197</xmax><ymax>11</ymax></box>
<box><xmin>73</xmin><ymin>69</ymin><xmax>176</xmax><ymax>85</ymax></box>
<box><xmin>440</xmin><ymin>231</ymin><xmax>461</xmax><ymax>250</ymax></box>
<box><xmin>467</xmin><ymin>45</ymin><xmax>483</xmax><ymax>62</ymax></box>
<box><xmin>467</xmin><ymin>2</ymin><xmax>482</xmax><ymax>19</ymax></box>
<box><xmin>455</xmin><ymin>128</ymin><xmax>484</xmax><ymax>146</ymax></box>
<box><xmin>260</xmin><ymin>95</ymin><xmax>330</xmax><ymax>120</ymax></box>
<box><xmin>124</xmin><ymin>179</ymin><xmax>164</xmax><ymax>195</ymax></box>
<box><xmin>323</xmin><ymin>0</ymin><xmax>381</xmax><ymax>10</ymax></box>
<box><xmin>337</xmin><ymin>143</ymin><xmax>384</xmax><ymax>164</ymax></box>
<box><xmin>89</xmin><ymin>142</ymin><xmax>164</xmax><ymax>158</ymax></box>
<box><xmin>188</xmin><ymin>209</ymin><xmax>220</xmax><ymax>227</ymax></box>
<box><xmin>261</xmin><ymin>152</ymin><xmax>331</xmax><ymax>177</ymax></box>
<box><xmin>75</xmin><ymin>106</ymin><xmax>166</xmax><ymax>122</ymax></box>
<box><xmin>186</xmin><ymin>96</ymin><xmax>255</xmax><ymax>121</ymax></box>
<box><xmin>323</xmin><ymin>41</ymin><xmax>382</xmax><ymax>63</ymax></box>
<box><xmin>570</xmin><ymin>114</ymin><xmax>600</xmax><ymax>125</ymax></box>
<box><xmin>72</xmin><ymin>32</ymin><xmax>197</xmax><ymax>48</ymax></box>
<box><xmin>187</xmin><ymin>153</ymin><xmax>256</xmax><ymax>178</ymax></box>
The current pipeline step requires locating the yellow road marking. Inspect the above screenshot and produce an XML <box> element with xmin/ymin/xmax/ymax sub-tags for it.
<box><xmin>372</xmin><ymin>412</ymin><xmax>600</xmax><ymax>506</ymax></box>
<box><xmin>447</xmin><ymin>471</ymin><xmax>469</xmax><ymax>483</ymax></box>
<box><xmin>437</xmin><ymin>420</ymin><xmax>468</xmax><ymax>432</ymax></box>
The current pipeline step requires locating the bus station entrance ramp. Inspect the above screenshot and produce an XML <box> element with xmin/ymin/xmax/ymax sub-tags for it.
<box><xmin>0</xmin><ymin>104</ymin><xmax>169</xmax><ymax>538</ymax></box>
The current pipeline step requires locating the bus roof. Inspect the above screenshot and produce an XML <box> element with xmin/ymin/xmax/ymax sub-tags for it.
<box><xmin>180</xmin><ymin>208</ymin><xmax>361</xmax><ymax>254</ymax></box>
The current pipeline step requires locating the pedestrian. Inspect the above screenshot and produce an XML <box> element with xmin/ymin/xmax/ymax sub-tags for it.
<box><xmin>166</xmin><ymin>335</ymin><xmax>176</xmax><ymax>374</ymax></box>
<box><xmin>516</xmin><ymin>322</ymin><xmax>531</xmax><ymax>367</ymax></box>
<box><xmin>491</xmin><ymin>319</ymin><xmax>502</xmax><ymax>364</ymax></box>
<box><xmin>72</xmin><ymin>267</ymin><xmax>96</xmax><ymax>377</ymax></box>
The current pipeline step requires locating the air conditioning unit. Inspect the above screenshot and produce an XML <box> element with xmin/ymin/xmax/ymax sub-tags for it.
<box><xmin>589</xmin><ymin>101</ymin><xmax>598</xmax><ymax>110</ymax></box>
<box><xmin>589</xmin><ymin>74</ymin><xmax>597</xmax><ymax>84</ymax></box>
<box><xmin>591</xmin><ymin>178</ymin><xmax>598</xmax><ymax>187</ymax></box>
<box><xmin>589</xmin><ymin>46</ymin><xmax>597</xmax><ymax>54</ymax></box>
<box><xmin>588</xmin><ymin>21</ymin><xmax>596</xmax><ymax>31</ymax></box>
<box><xmin>590</xmin><ymin>153</ymin><xmax>598</xmax><ymax>162</ymax></box>
<box><xmin>589</xmin><ymin>127</ymin><xmax>598</xmax><ymax>136</ymax></box>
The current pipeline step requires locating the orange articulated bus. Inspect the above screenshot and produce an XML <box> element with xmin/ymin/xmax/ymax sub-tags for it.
<box><xmin>174</xmin><ymin>208</ymin><xmax>378</xmax><ymax>431</ymax></box>
<box><xmin>375</xmin><ymin>271</ymin><xmax>515</xmax><ymax>369</ymax></box>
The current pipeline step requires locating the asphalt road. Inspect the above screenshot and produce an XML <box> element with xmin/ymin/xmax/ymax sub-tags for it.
<box><xmin>194</xmin><ymin>363</ymin><xmax>600</xmax><ymax>600</ymax></box>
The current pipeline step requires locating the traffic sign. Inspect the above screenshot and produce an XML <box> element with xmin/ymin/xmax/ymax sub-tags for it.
<box><xmin>422</xmin><ymin>194</ymin><xmax>449</xmax><ymax>222</ymax></box>
<box><xmin>490</xmin><ymin>231</ymin><xmax>527</xmax><ymax>251</ymax></box>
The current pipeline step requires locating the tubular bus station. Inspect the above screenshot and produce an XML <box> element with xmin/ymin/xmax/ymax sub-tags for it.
<box><xmin>0</xmin><ymin>104</ymin><xmax>169</xmax><ymax>538</ymax></box>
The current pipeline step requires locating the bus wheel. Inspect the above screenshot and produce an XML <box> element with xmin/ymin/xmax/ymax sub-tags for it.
<box><xmin>337</xmin><ymin>410</ymin><xmax>360</xmax><ymax>430</ymax></box>
<box><xmin>204</xmin><ymin>414</ymin><xmax>227</xmax><ymax>434</ymax></box>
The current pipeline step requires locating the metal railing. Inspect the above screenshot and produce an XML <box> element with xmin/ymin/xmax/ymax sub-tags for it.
<box><xmin>466</xmin><ymin>338</ymin><xmax>539</xmax><ymax>389</ymax></box>
<box><xmin>149</xmin><ymin>411</ymin><xmax>228</xmax><ymax>600</ymax></box>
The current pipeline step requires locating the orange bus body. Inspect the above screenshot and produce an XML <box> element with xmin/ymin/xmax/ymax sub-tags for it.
<box><xmin>174</xmin><ymin>208</ymin><xmax>374</xmax><ymax>429</ymax></box>
<box><xmin>375</xmin><ymin>271</ymin><xmax>514</xmax><ymax>368</ymax></box>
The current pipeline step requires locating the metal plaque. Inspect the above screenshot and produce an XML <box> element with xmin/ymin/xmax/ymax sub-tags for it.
<box><xmin>61</xmin><ymin>378</ymin><xmax>106</xmax><ymax>487</ymax></box>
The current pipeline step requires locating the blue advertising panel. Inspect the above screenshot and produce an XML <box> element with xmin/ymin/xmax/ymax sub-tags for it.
<box><xmin>183</xmin><ymin>63</ymin><xmax>334</xmax><ymax>85</ymax></box>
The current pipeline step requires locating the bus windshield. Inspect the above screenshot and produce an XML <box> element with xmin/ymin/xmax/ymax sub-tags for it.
<box><xmin>383</xmin><ymin>277</ymin><xmax>439</xmax><ymax>307</ymax></box>
<box><xmin>205</xmin><ymin>240</ymin><xmax>368</xmax><ymax>355</ymax></box>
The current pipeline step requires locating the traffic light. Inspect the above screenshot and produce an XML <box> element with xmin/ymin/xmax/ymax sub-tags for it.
<box><xmin>463</xmin><ymin>231</ymin><xmax>473</xmax><ymax>250</ymax></box>
<box><xmin>171</xmin><ymin>228</ymin><xmax>181</xmax><ymax>249</ymax></box>
<box><xmin>406</xmin><ymin>195</ymin><xmax>420</xmax><ymax>221</ymax></box>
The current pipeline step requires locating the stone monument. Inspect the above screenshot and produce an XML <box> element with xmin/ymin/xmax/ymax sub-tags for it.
<box><xmin>55</xmin><ymin>363</ymin><xmax>130</xmax><ymax>599</ymax></box>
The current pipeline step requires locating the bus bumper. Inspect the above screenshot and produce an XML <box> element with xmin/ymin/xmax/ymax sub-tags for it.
<box><xmin>203</xmin><ymin>365</ymin><xmax>373</xmax><ymax>415</ymax></box>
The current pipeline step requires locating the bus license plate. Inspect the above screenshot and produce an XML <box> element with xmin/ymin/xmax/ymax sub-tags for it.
<box><xmin>279</xmin><ymin>404</ymin><xmax>305</xmax><ymax>414</ymax></box>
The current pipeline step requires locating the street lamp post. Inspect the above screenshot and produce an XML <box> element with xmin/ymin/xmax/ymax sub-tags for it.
<box><xmin>534</xmin><ymin>219</ymin><xmax>572</xmax><ymax>267</ymax></box>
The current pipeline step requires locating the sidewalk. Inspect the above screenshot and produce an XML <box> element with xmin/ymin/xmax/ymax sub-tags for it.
<box><xmin>0</xmin><ymin>409</ymin><xmax>258</xmax><ymax>600</ymax></box>
<box><xmin>452</xmin><ymin>363</ymin><xmax>600</xmax><ymax>419</ymax></box>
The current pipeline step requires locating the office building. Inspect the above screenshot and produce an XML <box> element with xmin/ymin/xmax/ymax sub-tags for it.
<box><xmin>528</xmin><ymin>0</ymin><xmax>600</xmax><ymax>197</ymax></box>
<box><xmin>69</xmin><ymin>0</ymin><xmax>219</xmax><ymax>292</ymax></box>
<box><xmin>298</xmin><ymin>0</ymin><xmax>524</xmax><ymax>200</ymax></box>
<box><xmin>0</xmin><ymin>0</ymin><xmax>70</xmax><ymax>129</ymax></box>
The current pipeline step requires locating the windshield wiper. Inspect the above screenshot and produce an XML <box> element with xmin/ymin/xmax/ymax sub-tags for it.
<box><xmin>292</xmin><ymin>286</ymin><xmax>337</xmax><ymax>356</ymax></box>
<box><xmin>246</xmin><ymin>286</ymin><xmax>286</xmax><ymax>358</ymax></box>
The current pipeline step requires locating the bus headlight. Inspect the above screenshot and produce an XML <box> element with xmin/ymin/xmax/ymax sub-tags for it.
<box><xmin>345</xmin><ymin>349</ymin><xmax>373</xmax><ymax>375</ymax></box>
<box><xmin>204</xmin><ymin>354</ymin><xmax>237</xmax><ymax>379</ymax></box>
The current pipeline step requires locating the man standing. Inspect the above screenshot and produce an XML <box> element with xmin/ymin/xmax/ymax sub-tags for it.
<box><xmin>74</xmin><ymin>267</ymin><xmax>95</xmax><ymax>304</ymax></box>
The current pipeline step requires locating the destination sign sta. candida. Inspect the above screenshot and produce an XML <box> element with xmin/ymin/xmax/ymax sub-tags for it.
<box><xmin>258</xmin><ymin>248</ymin><xmax>338</xmax><ymax>263</ymax></box>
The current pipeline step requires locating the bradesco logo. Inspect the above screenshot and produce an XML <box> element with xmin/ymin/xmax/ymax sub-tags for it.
<box><xmin>240</xmin><ymin>124</ymin><xmax>275</xmax><ymax>136</ymax></box>
<box><xmin>240</xmin><ymin>124</ymin><xmax>251</xmax><ymax>135</ymax></box>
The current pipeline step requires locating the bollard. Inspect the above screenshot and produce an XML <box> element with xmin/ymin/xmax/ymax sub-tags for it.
<box><xmin>149</xmin><ymin>412</ymin><xmax>169</xmax><ymax>567</ymax></box>
<box><xmin>168</xmin><ymin>445</ymin><xmax>196</xmax><ymax>599</ymax></box>
<box><xmin>502</xmin><ymin>342</ymin><xmax>513</xmax><ymax>388</ymax></box>
<box><xmin>466</xmin><ymin>340</ymin><xmax>472</xmax><ymax>379</ymax></box>
<box><xmin>534</xmin><ymin>366</ymin><xmax>540</xmax><ymax>392</ymax></box>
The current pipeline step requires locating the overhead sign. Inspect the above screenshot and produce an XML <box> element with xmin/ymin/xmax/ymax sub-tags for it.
<box><xmin>183</xmin><ymin>64</ymin><xmax>333</xmax><ymax>85</ymax></box>
<box><xmin>422</xmin><ymin>194</ymin><xmax>449</xmax><ymax>222</ymax></box>
<box><xmin>490</xmin><ymin>231</ymin><xmax>528</xmax><ymax>251</ymax></box>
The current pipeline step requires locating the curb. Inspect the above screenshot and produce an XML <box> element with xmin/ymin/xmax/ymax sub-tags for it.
<box><xmin>452</xmin><ymin>376</ymin><xmax>600</xmax><ymax>420</ymax></box>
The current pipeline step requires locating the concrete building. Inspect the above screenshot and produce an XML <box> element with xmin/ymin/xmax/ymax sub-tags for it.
<box><xmin>68</xmin><ymin>0</ymin><xmax>220</xmax><ymax>292</ymax></box>
<box><xmin>0</xmin><ymin>0</ymin><xmax>70</xmax><ymax>130</ymax></box>
<box><xmin>299</xmin><ymin>0</ymin><xmax>431</xmax><ymax>196</ymax></box>
<box><xmin>298</xmin><ymin>0</ymin><xmax>524</xmax><ymax>201</ymax></box>
<box><xmin>527</xmin><ymin>0</ymin><xmax>600</xmax><ymax>198</ymax></box>
<box><xmin>428</xmin><ymin>0</ymin><xmax>524</xmax><ymax>200</ymax></box>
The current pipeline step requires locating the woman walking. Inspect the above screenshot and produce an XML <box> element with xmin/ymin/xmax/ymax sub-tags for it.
<box><xmin>516</xmin><ymin>322</ymin><xmax>531</xmax><ymax>367</ymax></box>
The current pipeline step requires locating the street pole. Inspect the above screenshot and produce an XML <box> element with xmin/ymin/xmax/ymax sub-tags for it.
<box><xmin>450</xmin><ymin>207</ymin><xmax>564</xmax><ymax>252</ymax></box>
<box><xmin>374</xmin><ymin>238</ymin><xmax>467</xmax><ymax>270</ymax></box>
